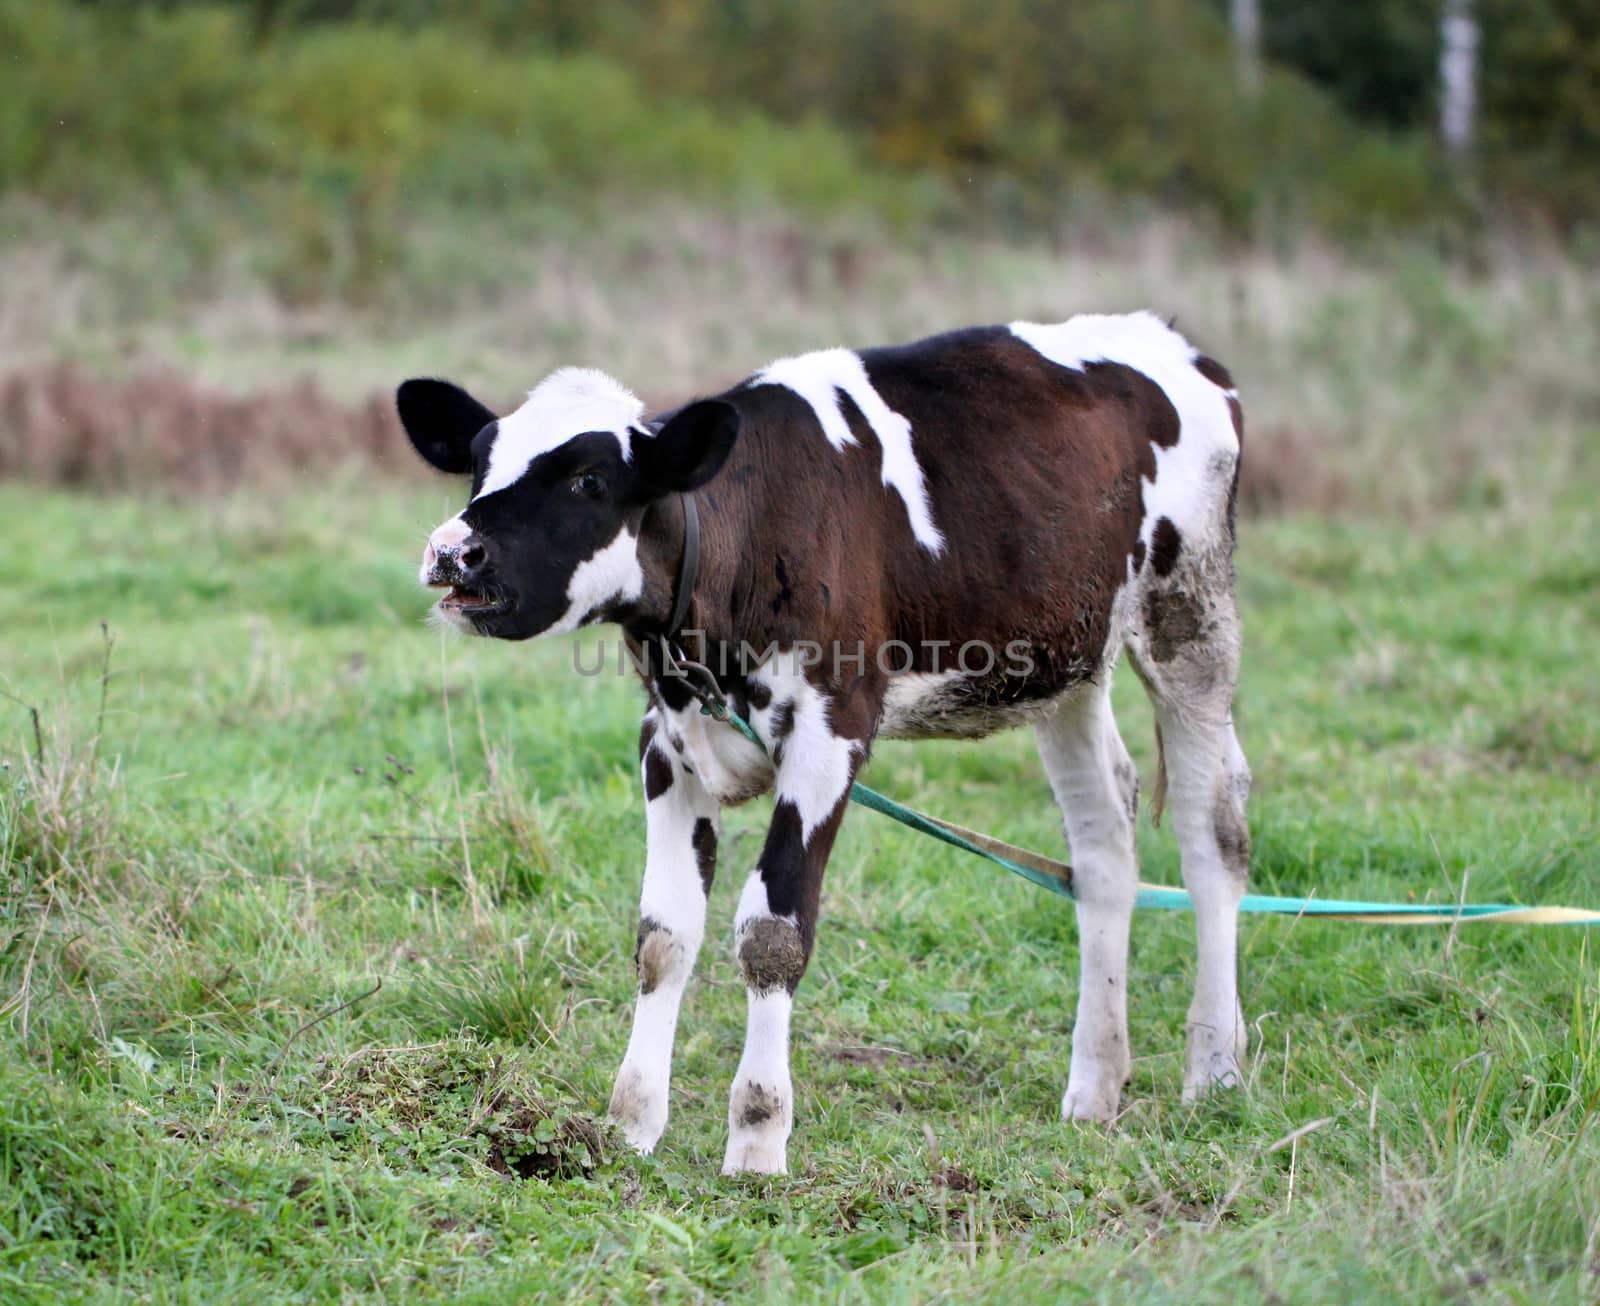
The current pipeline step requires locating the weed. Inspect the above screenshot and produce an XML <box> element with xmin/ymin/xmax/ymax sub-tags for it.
<box><xmin>310</xmin><ymin>1039</ymin><xmax>609</xmax><ymax>1181</ymax></box>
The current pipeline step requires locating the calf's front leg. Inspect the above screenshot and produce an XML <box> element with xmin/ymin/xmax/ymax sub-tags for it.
<box><xmin>608</xmin><ymin>711</ymin><xmax>720</xmax><ymax>1152</ymax></box>
<box><xmin>723</xmin><ymin>677</ymin><xmax>876</xmax><ymax>1175</ymax></box>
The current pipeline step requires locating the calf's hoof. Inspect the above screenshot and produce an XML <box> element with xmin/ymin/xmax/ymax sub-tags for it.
<box><xmin>1181</xmin><ymin>1053</ymin><xmax>1243</xmax><ymax>1104</ymax></box>
<box><xmin>721</xmin><ymin>1134</ymin><xmax>788</xmax><ymax>1175</ymax></box>
<box><xmin>1060</xmin><ymin>1081</ymin><xmax>1121</xmax><ymax>1125</ymax></box>
<box><xmin>607</xmin><ymin>1067</ymin><xmax>667</xmax><ymax>1154</ymax></box>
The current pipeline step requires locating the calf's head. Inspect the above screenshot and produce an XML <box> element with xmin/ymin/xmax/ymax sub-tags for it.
<box><xmin>398</xmin><ymin>368</ymin><xmax>737</xmax><ymax>640</ymax></box>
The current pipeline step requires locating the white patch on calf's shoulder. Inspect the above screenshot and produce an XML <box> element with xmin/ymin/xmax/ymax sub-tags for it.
<box><xmin>1009</xmin><ymin>313</ymin><xmax>1239</xmax><ymax>573</ymax></box>
<box><xmin>476</xmin><ymin>367</ymin><xmax>644</xmax><ymax>501</ymax></box>
<box><xmin>747</xmin><ymin>653</ymin><xmax>862</xmax><ymax>840</ymax></box>
<box><xmin>545</xmin><ymin>528</ymin><xmax>644</xmax><ymax>634</ymax></box>
<box><xmin>752</xmin><ymin>349</ymin><xmax>944</xmax><ymax>553</ymax></box>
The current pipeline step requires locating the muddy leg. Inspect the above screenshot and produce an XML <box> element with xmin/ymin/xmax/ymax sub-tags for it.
<box><xmin>609</xmin><ymin>710</ymin><xmax>720</xmax><ymax>1152</ymax></box>
<box><xmin>1036</xmin><ymin>679</ymin><xmax>1140</xmax><ymax>1123</ymax></box>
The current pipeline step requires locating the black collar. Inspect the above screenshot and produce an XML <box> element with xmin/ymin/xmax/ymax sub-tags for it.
<box><xmin>664</xmin><ymin>491</ymin><xmax>699</xmax><ymax>645</ymax></box>
<box><xmin>653</xmin><ymin>491</ymin><xmax>729</xmax><ymax>716</ymax></box>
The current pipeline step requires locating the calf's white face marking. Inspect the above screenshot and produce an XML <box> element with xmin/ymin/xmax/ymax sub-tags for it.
<box><xmin>417</xmin><ymin>366</ymin><xmax>653</xmax><ymax>640</ymax></box>
<box><xmin>754</xmin><ymin>348</ymin><xmax>944</xmax><ymax>553</ymax></box>
<box><xmin>475</xmin><ymin>367</ymin><xmax>645</xmax><ymax>501</ymax></box>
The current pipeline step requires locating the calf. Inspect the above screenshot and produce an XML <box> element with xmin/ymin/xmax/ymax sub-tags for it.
<box><xmin>397</xmin><ymin>311</ymin><xmax>1251</xmax><ymax>1174</ymax></box>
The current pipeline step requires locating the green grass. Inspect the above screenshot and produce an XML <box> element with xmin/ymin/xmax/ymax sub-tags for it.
<box><xmin>1</xmin><ymin>479</ymin><xmax>1597</xmax><ymax>1302</ymax></box>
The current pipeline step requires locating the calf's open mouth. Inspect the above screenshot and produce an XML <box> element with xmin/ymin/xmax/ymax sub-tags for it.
<box><xmin>437</xmin><ymin>585</ymin><xmax>501</xmax><ymax>613</ymax></box>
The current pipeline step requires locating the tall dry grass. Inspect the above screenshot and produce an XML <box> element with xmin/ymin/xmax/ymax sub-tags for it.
<box><xmin>0</xmin><ymin>363</ymin><xmax>402</xmax><ymax>492</ymax></box>
<box><xmin>1</xmin><ymin>201</ymin><xmax>1594</xmax><ymax>514</ymax></box>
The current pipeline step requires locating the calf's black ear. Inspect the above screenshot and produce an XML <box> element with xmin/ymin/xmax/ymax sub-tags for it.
<box><xmin>396</xmin><ymin>378</ymin><xmax>498</xmax><ymax>475</ymax></box>
<box><xmin>632</xmin><ymin>400</ymin><xmax>740</xmax><ymax>496</ymax></box>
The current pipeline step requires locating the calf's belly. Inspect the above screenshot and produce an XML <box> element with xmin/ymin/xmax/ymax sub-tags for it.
<box><xmin>877</xmin><ymin>670</ymin><xmax>1091</xmax><ymax>742</ymax></box>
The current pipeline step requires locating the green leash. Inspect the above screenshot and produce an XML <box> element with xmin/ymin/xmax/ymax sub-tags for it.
<box><xmin>657</xmin><ymin>498</ymin><xmax>1594</xmax><ymax>928</ymax></box>
<box><xmin>700</xmin><ymin>695</ymin><xmax>1600</xmax><ymax>928</ymax></box>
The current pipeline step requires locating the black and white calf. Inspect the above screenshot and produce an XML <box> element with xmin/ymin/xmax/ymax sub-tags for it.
<box><xmin>398</xmin><ymin>311</ymin><xmax>1252</xmax><ymax>1174</ymax></box>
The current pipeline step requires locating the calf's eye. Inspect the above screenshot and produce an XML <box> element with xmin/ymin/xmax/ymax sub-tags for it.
<box><xmin>572</xmin><ymin>471</ymin><xmax>606</xmax><ymax>500</ymax></box>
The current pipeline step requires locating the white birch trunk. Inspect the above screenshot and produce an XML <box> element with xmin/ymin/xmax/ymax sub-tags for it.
<box><xmin>1440</xmin><ymin>0</ymin><xmax>1479</xmax><ymax>156</ymax></box>
<box><xmin>1231</xmin><ymin>0</ymin><xmax>1262</xmax><ymax>95</ymax></box>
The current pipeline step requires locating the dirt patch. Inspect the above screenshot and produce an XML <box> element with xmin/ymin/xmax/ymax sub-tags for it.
<box><xmin>826</xmin><ymin>1044</ymin><xmax>923</xmax><ymax>1069</ymax></box>
<box><xmin>1143</xmin><ymin>587</ymin><xmax>1207</xmax><ymax>663</ymax></box>
<box><xmin>734</xmin><ymin>1083</ymin><xmax>785</xmax><ymax>1129</ymax></box>
<box><xmin>1213</xmin><ymin>790</ymin><xmax>1251</xmax><ymax>879</ymax></box>
<box><xmin>479</xmin><ymin>1097</ymin><xmax>607</xmax><ymax>1181</ymax></box>
<box><xmin>932</xmin><ymin>1165</ymin><xmax>982</xmax><ymax>1193</ymax></box>
<box><xmin>738</xmin><ymin>917</ymin><xmax>806</xmax><ymax>993</ymax></box>
<box><xmin>635</xmin><ymin>917</ymin><xmax>682</xmax><ymax>995</ymax></box>
<box><xmin>314</xmin><ymin>1040</ymin><xmax>608</xmax><ymax>1181</ymax></box>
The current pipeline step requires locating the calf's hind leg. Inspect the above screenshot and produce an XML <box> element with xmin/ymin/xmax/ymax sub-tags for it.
<box><xmin>1132</xmin><ymin>579</ymin><xmax>1252</xmax><ymax>1100</ymax></box>
<box><xmin>1035</xmin><ymin>679</ymin><xmax>1141</xmax><ymax>1124</ymax></box>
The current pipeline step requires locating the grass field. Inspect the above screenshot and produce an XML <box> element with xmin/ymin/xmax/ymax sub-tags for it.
<box><xmin>2</xmin><ymin>475</ymin><xmax>1596</xmax><ymax>1302</ymax></box>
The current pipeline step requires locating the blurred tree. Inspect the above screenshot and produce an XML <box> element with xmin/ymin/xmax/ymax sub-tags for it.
<box><xmin>1479</xmin><ymin>0</ymin><xmax>1600</xmax><ymax>223</ymax></box>
<box><xmin>60</xmin><ymin>0</ymin><xmax>1600</xmax><ymax>233</ymax></box>
<box><xmin>1257</xmin><ymin>0</ymin><xmax>1439</xmax><ymax>132</ymax></box>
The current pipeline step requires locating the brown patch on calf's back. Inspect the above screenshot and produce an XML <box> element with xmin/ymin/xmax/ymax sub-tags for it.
<box><xmin>737</xmin><ymin>917</ymin><xmax>807</xmax><ymax>993</ymax></box>
<box><xmin>669</xmin><ymin>332</ymin><xmax>1209</xmax><ymax>744</ymax></box>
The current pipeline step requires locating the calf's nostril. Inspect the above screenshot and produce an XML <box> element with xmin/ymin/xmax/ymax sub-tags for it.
<box><xmin>459</xmin><ymin>541</ymin><xmax>486</xmax><ymax>572</ymax></box>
